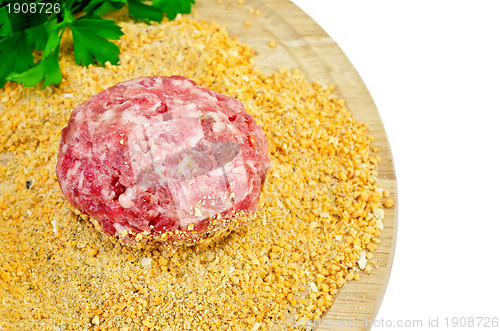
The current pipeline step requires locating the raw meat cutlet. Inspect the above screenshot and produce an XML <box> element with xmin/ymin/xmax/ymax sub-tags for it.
<box><xmin>56</xmin><ymin>75</ymin><xmax>271</xmax><ymax>246</ymax></box>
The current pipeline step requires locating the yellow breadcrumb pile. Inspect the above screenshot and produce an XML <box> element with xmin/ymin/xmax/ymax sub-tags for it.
<box><xmin>0</xmin><ymin>15</ymin><xmax>389</xmax><ymax>331</ymax></box>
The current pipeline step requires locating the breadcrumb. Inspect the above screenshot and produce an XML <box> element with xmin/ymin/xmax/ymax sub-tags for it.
<box><xmin>384</xmin><ymin>199</ymin><xmax>394</xmax><ymax>208</ymax></box>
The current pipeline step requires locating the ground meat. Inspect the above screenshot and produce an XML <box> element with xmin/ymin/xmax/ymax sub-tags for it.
<box><xmin>56</xmin><ymin>75</ymin><xmax>271</xmax><ymax>246</ymax></box>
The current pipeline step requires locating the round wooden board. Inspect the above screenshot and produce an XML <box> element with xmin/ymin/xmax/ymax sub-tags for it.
<box><xmin>192</xmin><ymin>0</ymin><xmax>398</xmax><ymax>329</ymax></box>
<box><xmin>0</xmin><ymin>1</ymin><xmax>397</xmax><ymax>329</ymax></box>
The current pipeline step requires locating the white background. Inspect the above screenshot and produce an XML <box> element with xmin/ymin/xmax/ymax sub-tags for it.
<box><xmin>290</xmin><ymin>1</ymin><xmax>500</xmax><ymax>330</ymax></box>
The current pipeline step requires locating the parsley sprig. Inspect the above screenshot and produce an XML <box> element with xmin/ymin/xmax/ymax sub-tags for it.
<box><xmin>0</xmin><ymin>0</ymin><xmax>195</xmax><ymax>88</ymax></box>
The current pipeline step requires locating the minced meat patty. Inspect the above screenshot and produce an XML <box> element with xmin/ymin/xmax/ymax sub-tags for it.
<box><xmin>56</xmin><ymin>75</ymin><xmax>271</xmax><ymax>246</ymax></box>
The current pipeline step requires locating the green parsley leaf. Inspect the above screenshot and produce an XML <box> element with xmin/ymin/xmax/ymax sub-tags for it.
<box><xmin>26</xmin><ymin>21</ymin><xmax>51</xmax><ymax>51</ymax></box>
<box><xmin>83</xmin><ymin>0</ymin><xmax>127</xmax><ymax>18</ymax></box>
<box><xmin>152</xmin><ymin>0</ymin><xmax>194</xmax><ymax>20</ymax></box>
<box><xmin>69</xmin><ymin>17</ymin><xmax>124</xmax><ymax>66</ymax></box>
<box><xmin>64</xmin><ymin>0</ymin><xmax>80</xmax><ymax>11</ymax></box>
<box><xmin>7</xmin><ymin>47</ymin><xmax>61</xmax><ymax>88</ymax></box>
<box><xmin>128</xmin><ymin>0</ymin><xmax>162</xmax><ymax>24</ymax></box>
<box><xmin>0</xmin><ymin>31</ymin><xmax>34</xmax><ymax>87</ymax></box>
<box><xmin>6</xmin><ymin>23</ymin><xmax>65</xmax><ymax>87</ymax></box>
<box><xmin>44</xmin><ymin>21</ymin><xmax>65</xmax><ymax>53</ymax></box>
<box><xmin>0</xmin><ymin>6</ymin><xmax>12</xmax><ymax>38</ymax></box>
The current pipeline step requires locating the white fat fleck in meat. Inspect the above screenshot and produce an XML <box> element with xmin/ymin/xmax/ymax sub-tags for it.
<box><xmin>187</xmin><ymin>128</ymin><xmax>205</xmax><ymax>146</ymax></box>
<box><xmin>98</xmin><ymin>151</ymin><xmax>109</xmax><ymax>164</ymax></box>
<box><xmin>118</xmin><ymin>187</ymin><xmax>136</xmax><ymax>209</ymax></box>
<box><xmin>177</xmin><ymin>154</ymin><xmax>197</xmax><ymax>177</ymax></box>
<box><xmin>225</xmin><ymin>154</ymin><xmax>250</xmax><ymax>204</ymax></box>
<box><xmin>206</xmin><ymin>112</ymin><xmax>228</xmax><ymax>133</ymax></box>
<box><xmin>100</xmin><ymin>106</ymin><xmax>118</xmax><ymax>122</ymax></box>
<box><xmin>121</xmin><ymin>109</ymin><xmax>149</xmax><ymax>125</ymax></box>
<box><xmin>212</xmin><ymin>121</ymin><xmax>226</xmax><ymax>133</ymax></box>
<box><xmin>65</xmin><ymin>161</ymin><xmax>82</xmax><ymax>182</ymax></box>
<box><xmin>73</xmin><ymin>108</ymin><xmax>85</xmax><ymax>123</ymax></box>
<box><xmin>127</xmin><ymin>126</ymin><xmax>150</xmax><ymax>154</ymax></box>
<box><xmin>171</xmin><ymin>103</ymin><xmax>198</xmax><ymax>118</ymax></box>
<box><xmin>77</xmin><ymin>169</ymin><xmax>85</xmax><ymax>189</ymax></box>
<box><xmin>170</xmin><ymin>77</ymin><xmax>193</xmax><ymax>89</ymax></box>
<box><xmin>102</xmin><ymin>185</ymin><xmax>115</xmax><ymax>201</ymax></box>
<box><xmin>194</xmin><ymin>90</ymin><xmax>217</xmax><ymax>103</ymax></box>
<box><xmin>206</xmin><ymin>167</ymin><xmax>224</xmax><ymax>178</ymax></box>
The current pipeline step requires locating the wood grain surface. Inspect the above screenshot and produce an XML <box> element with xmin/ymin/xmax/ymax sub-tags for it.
<box><xmin>192</xmin><ymin>1</ymin><xmax>398</xmax><ymax>329</ymax></box>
